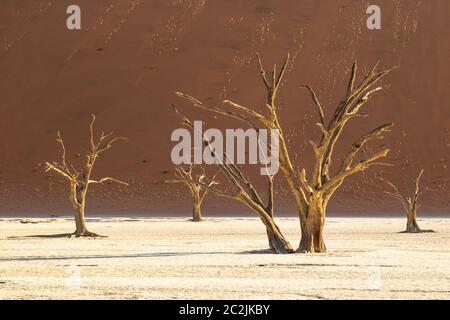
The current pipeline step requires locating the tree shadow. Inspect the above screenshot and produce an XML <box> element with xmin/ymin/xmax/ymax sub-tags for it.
<box><xmin>399</xmin><ymin>229</ymin><xmax>435</xmax><ymax>234</ymax></box>
<box><xmin>8</xmin><ymin>233</ymin><xmax>75</xmax><ymax>239</ymax></box>
<box><xmin>0</xmin><ymin>251</ymin><xmax>227</xmax><ymax>262</ymax></box>
<box><xmin>8</xmin><ymin>233</ymin><xmax>108</xmax><ymax>239</ymax></box>
<box><xmin>239</xmin><ymin>249</ymin><xmax>274</xmax><ymax>255</ymax></box>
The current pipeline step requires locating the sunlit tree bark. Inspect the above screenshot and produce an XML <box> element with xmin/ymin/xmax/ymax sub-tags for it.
<box><xmin>171</xmin><ymin>106</ymin><xmax>294</xmax><ymax>253</ymax></box>
<box><xmin>45</xmin><ymin>115</ymin><xmax>128</xmax><ymax>237</ymax></box>
<box><xmin>166</xmin><ymin>165</ymin><xmax>218</xmax><ymax>222</ymax></box>
<box><xmin>384</xmin><ymin>169</ymin><xmax>434</xmax><ymax>233</ymax></box>
<box><xmin>176</xmin><ymin>53</ymin><xmax>396</xmax><ymax>252</ymax></box>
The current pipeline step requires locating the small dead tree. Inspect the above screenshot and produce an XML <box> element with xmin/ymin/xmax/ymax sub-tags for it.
<box><xmin>176</xmin><ymin>53</ymin><xmax>396</xmax><ymax>253</ymax></box>
<box><xmin>383</xmin><ymin>169</ymin><xmax>434</xmax><ymax>233</ymax></box>
<box><xmin>171</xmin><ymin>106</ymin><xmax>294</xmax><ymax>253</ymax></box>
<box><xmin>166</xmin><ymin>165</ymin><xmax>218</xmax><ymax>222</ymax></box>
<box><xmin>45</xmin><ymin>114</ymin><xmax>128</xmax><ymax>237</ymax></box>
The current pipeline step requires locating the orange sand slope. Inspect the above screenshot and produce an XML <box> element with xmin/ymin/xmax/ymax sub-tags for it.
<box><xmin>0</xmin><ymin>1</ymin><xmax>448</xmax><ymax>215</ymax></box>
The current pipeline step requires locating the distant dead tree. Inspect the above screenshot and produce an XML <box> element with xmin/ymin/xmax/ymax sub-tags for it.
<box><xmin>166</xmin><ymin>165</ymin><xmax>218</xmax><ymax>222</ymax></box>
<box><xmin>176</xmin><ymin>53</ymin><xmax>396</xmax><ymax>253</ymax></box>
<box><xmin>45</xmin><ymin>114</ymin><xmax>128</xmax><ymax>237</ymax></box>
<box><xmin>171</xmin><ymin>106</ymin><xmax>294</xmax><ymax>253</ymax></box>
<box><xmin>383</xmin><ymin>169</ymin><xmax>434</xmax><ymax>233</ymax></box>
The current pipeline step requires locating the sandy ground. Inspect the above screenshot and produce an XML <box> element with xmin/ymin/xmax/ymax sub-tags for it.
<box><xmin>0</xmin><ymin>217</ymin><xmax>449</xmax><ymax>300</ymax></box>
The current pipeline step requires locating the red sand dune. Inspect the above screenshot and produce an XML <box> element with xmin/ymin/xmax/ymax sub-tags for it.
<box><xmin>0</xmin><ymin>0</ymin><xmax>448</xmax><ymax>216</ymax></box>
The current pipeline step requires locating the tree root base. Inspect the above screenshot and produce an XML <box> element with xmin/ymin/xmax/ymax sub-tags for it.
<box><xmin>70</xmin><ymin>231</ymin><xmax>106</xmax><ymax>238</ymax></box>
<box><xmin>295</xmin><ymin>248</ymin><xmax>327</xmax><ymax>254</ymax></box>
<box><xmin>400</xmin><ymin>229</ymin><xmax>435</xmax><ymax>234</ymax></box>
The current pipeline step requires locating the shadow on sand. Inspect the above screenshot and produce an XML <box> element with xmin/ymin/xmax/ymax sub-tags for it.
<box><xmin>398</xmin><ymin>229</ymin><xmax>436</xmax><ymax>234</ymax></box>
<box><xmin>7</xmin><ymin>233</ymin><xmax>108</xmax><ymax>239</ymax></box>
<box><xmin>0</xmin><ymin>251</ymin><xmax>230</xmax><ymax>262</ymax></box>
<box><xmin>239</xmin><ymin>249</ymin><xmax>274</xmax><ymax>255</ymax></box>
<box><xmin>8</xmin><ymin>233</ymin><xmax>76</xmax><ymax>239</ymax></box>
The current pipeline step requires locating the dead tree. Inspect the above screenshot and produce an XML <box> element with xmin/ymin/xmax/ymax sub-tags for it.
<box><xmin>384</xmin><ymin>169</ymin><xmax>434</xmax><ymax>233</ymax></box>
<box><xmin>171</xmin><ymin>106</ymin><xmax>294</xmax><ymax>253</ymax></box>
<box><xmin>45</xmin><ymin>114</ymin><xmax>128</xmax><ymax>237</ymax></box>
<box><xmin>176</xmin><ymin>53</ymin><xmax>396</xmax><ymax>253</ymax></box>
<box><xmin>166</xmin><ymin>165</ymin><xmax>218</xmax><ymax>222</ymax></box>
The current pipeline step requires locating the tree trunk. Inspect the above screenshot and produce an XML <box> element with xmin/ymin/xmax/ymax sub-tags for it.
<box><xmin>192</xmin><ymin>203</ymin><xmax>202</xmax><ymax>222</ymax></box>
<box><xmin>297</xmin><ymin>195</ymin><xmax>327</xmax><ymax>253</ymax></box>
<box><xmin>266</xmin><ymin>227</ymin><xmax>293</xmax><ymax>254</ymax></box>
<box><xmin>74</xmin><ymin>203</ymin><xmax>88</xmax><ymax>235</ymax></box>
<box><xmin>262</xmin><ymin>218</ymin><xmax>294</xmax><ymax>254</ymax></box>
<box><xmin>237</xmin><ymin>192</ymin><xmax>293</xmax><ymax>254</ymax></box>
<box><xmin>405</xmin><ymin>210</ymin><xmax>421</xmax><ymax>233</ymax></box>
<box><xmin>298</xmin><ymin>218</ymin><xmax>326</xmax><ymax>253</ymax></box>
<box><xmin>71</xmin><ymin>188</ymin><xmax>98</xmax><ymax>237</ymax></box>
<box><xmin>191</xmin><ymin>189</ymin><xmax>203</xmax><ymax>222</ymax></box>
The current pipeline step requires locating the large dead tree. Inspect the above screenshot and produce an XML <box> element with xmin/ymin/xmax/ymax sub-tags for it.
<box><xmin>45</xmin><ymin>115</ymin><xmax>128</xmax><ymax>237</ymax></box>
<box><xmin>171</xmin><ymin>106</ymin><xmax>294</xmax><ymax>253</ymax></box>
<box><xmin>383</xmin><ymin>169</ymin><xmax>434</xmax><ymax>233</ymax></box>
<box><xmin>176</xmin><ymin>53</ymin><xmax>396</xmax><ymax>253</ymax></box>
<box><xmin>166</xmin><ymin>165</ymin><xmax>218</xmax><ymax>222</ymax></box>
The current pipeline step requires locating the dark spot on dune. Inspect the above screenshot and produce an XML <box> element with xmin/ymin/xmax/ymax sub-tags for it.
<box><xmin>255</xmin><ymin>6</ymin><xmax>272</xmax><ymax>14</ymax></box>
<box><xmin>97</xmin><ymin>48</ymin><xmax>103</xmax><ymax>51</ymax></box>
<box><xmin>221</xmin><ymin>43</ymin><xmax>239</xmax><ymax>51</ymax></box>
<box><xmin>162</xmin><ymin>170</ymin><xmax>170</xmax><ymax>175</ymax></box>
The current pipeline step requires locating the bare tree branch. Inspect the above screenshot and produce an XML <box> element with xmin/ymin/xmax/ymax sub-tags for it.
<box><xmin>88</xmin><ymin>177</ymin><xmax>129</xmax><ymax>186</ymax></box>
<box><xmin>174</xmin><ymin>92</ymin><xmax>259</xmax><ymax>130</ymax></box>
<box><xmin>45</xmin><ymin>162</ymin><xmax>72</xmax><ymax>180</ymax></box>
<box><xmin>256</xmin><ymin>52</ymin><xmax>271</xmax><ymax>91</ymax></box>
<box><xmin>347</xmin><ymin>61</ymin><xmax>357</xmax><ymax>95</ymax></box>
<box><xmin>321</xmin><ymin>149</ymin><xmax>390</xmax><ymax>192</ymax></box>
<box><xmin>339</xmin><ymin>123</ymin><xmax>394</xmax><ymax>172</ymax></box>
<box><xmin>89</xmin><ymin>114</ymin><xmax>96</xmax><ymax>152</ymax></box>
<box><xmin>301</xmin><ymin>85</ymin><xmax>325</xmax><ymax>125</ymax></box>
